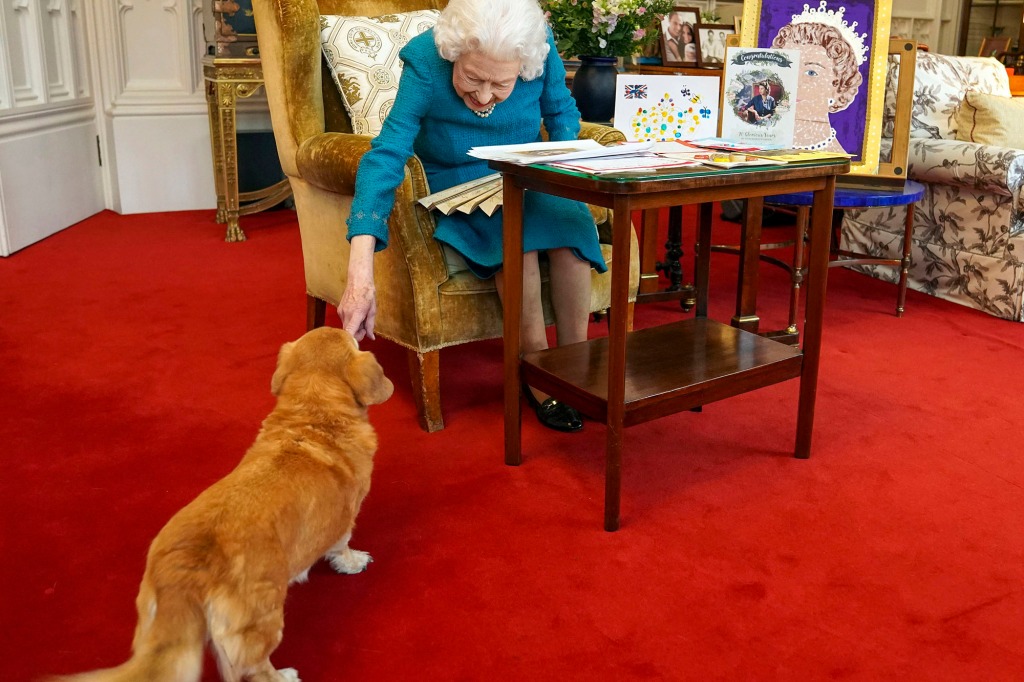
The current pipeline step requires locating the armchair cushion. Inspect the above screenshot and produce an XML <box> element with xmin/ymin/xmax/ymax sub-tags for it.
<box><xmin>319</xmin><ymin>10</ymin><xmax>440</xmax><ymax>136</ymax></box>
<box><xmin>906</xmin><ymin>51</ymin><xmax>1009</xmax><ymax>140</ymax></box>
<box><xmin>955</xmin><ymin>91</ymin><xmax>1024</xmax><ymax>148</ymax></box>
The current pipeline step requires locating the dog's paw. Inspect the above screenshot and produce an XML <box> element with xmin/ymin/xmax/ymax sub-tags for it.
<box><xmin>328</xmin><ymin>549</ymin><xmax>373</xmax><ymax>574</ymax></box>
<box><xmin>276</xmin><ymin>668</ymin><xmax>301</xmax><ymax>682</ymax></box>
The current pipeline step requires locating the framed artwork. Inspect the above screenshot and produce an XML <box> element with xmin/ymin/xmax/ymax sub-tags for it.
<box><xmin>203</xmin><ymin>0</ymin><xmax>258</xmax><ymax>57</ymax></box>
<box><xmin>979</xmin><ymin>36</ymin><xmax>1011</xmax><ymax>58</ymax></box>
<box><xmin>660</xmin><ymin>7</ymin><xmax>702</xmax><ymax>67</ymax></box>
<box><xmin>739</xmin><ymin>0</ymin><xmax>893</xmax><ymax>176</ymax></box>
<box><xmin>696</xmin><ymin>24</ymin><xmax>736</xmax><ymax>68</ymax></box>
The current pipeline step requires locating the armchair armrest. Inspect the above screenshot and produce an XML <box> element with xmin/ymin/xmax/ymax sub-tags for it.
<box><xmin>907</xmin><ymin>138</ymin><xmax>1024</xmax><ymax>197</ymax></box>
<box><xmin>296</xmin><ymin>132</ymin><xmax>371</xmax><ymax>195</ymax></box>
<box><xmin>295</xmin><ymin>131</ymin><xmax>448</xmax><ymax>293</ymax></box>
<box><xmin>578</xmin><ymin>122</ymin><xmax>627</xmax><ymax>145</ymax></box>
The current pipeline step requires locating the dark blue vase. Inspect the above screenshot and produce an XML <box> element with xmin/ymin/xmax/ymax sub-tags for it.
<box><xmin>570</xmin><ymin>56</ymin><xmax>618</xmax><ymax>125</ymax></box>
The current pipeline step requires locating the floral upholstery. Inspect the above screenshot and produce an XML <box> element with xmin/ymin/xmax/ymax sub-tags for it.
<box><xmin>842</xmin><ymin>51</ymin><xmax>1024</xmax><ymax>321</ymax></box>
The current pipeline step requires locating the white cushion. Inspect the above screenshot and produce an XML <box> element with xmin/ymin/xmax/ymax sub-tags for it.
<box><xmin>320</xmin><ymin>10</ymin><xmax>440</xmax><ymax>136</ymax></box>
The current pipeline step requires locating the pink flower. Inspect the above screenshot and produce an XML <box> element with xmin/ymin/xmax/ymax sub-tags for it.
<box><xmin>637</xmin><ymin>7</ymin><xmax>646</xmax><ymax>14</ymax></box>
<box><xmin>633</xmin><ymin>28</ymin><xmax>645</xmax><ymax>40</ymax></box>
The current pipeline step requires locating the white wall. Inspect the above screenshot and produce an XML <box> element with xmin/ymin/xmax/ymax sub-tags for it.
<box><xmin>0</xmin><ymin>0</ymin><xmax>104</xmax><ymax>255</ymax></box>
<box><xmin>86</xmin><ymin>0</ymin><xmax>215</xmax><ymax>214</ymax></box>
<box><xmin>891</xmin><ymin>0</ymin><xmax>962</xmax><ymax>55</ymax></box>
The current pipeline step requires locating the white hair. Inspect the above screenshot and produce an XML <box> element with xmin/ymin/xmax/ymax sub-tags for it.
<box><xmin>434</xmin><ymin>0</ymin><xmax>550</xmax><ymax>81</ymax></box>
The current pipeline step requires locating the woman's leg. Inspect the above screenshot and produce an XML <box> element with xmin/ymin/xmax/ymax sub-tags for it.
<box><xmin>494</xmin><ymin>250</ymin><xmax>548</xmax><ymax>355</ymax></box>
<box><xmin>495</xmin><ymin>249</ymin><xmax>586</xmax><ymax>432</ymax></box>
<box><xmin>545</xmin><ymin>247</ymin><xmax>592</xmax><ymax>347</ymax></box>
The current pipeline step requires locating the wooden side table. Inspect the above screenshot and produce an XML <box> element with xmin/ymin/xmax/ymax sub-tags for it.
<box><xmin>202</xmin><ymin>55</ymin><xmax>292</xmax><ymax>242</ymax></box>
<box><xmin>493</xmin><ymin>160</ymin><xmax>848</xmax><ymax>531</ymax></box>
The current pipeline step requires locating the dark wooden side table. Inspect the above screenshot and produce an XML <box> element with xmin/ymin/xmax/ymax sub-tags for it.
<box><xmin>492</xmin><ymin>160</ymin><xmax>849</xmax><ymax>531</ymax></box>
<box><xmin>202</xmin><ymin>55</ymin><xmax>292</xmax><ymax>242</ymax></box>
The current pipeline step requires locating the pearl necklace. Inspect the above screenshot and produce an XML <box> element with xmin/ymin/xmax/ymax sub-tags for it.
<box><xmin>472</xmin><ymin>103</ymin><xmax>496</xmax><ymax>118</ymax></box>
<box><xmin>794</xmin><ymin>127</ymin><xmax>837</xmax><ymax>151</ymax></box>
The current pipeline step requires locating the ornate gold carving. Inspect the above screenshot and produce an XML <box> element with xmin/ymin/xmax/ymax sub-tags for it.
<box><xmin>202</xmin><ymin>55</ymin><xmax>292</xmax><ymax>242</ymax></box>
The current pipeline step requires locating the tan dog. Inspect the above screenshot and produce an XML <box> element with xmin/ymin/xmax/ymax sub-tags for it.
<box><xmin>53</xmin><ymin>327</ymin><xmax>393</xmax><ymax>682</ymax></box>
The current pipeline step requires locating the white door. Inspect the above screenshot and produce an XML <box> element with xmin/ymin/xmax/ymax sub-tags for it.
<box><xmin>0</xmin><ymin>0</ymin><xmax>103</xmax><ymax>257</ymax></box>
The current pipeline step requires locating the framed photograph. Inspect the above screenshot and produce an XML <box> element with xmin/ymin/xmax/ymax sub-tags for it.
<box><xmin>660</xmin><ymin>7</ymin><xmax>702</xmax><ymax>67</ymax></box>
<box><xmin>696</xmin><ymin>24</ymin><xmax>736</xmax><ymax>68</ymax></box>
<box><xmin>738</xmin><ymin>0</ymin><xmax>893</xmax><ymax>176</ymax></box>
<box><xmin>979</xmin><ymin>36</ymin><xmax>1011</xmax><ymax>58</ymax></box>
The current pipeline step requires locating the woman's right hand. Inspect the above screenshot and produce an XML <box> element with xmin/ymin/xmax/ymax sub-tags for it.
<box><xmin>338</xmin><ymin>234</ymin><xmax>378</xmax><ymax>341</ymax></box>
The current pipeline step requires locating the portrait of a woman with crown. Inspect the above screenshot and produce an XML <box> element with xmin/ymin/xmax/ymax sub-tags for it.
<box><xmin>754</xmin><ymin>0</ymin><xmax>879</xmax><ymax>160</ymax></box>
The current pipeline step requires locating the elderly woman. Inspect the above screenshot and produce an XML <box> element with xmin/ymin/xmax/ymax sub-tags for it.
<box><xmin>341</xmin><ymin>0</ymin><xmax>601</xmax><ymax>433</ymax></box>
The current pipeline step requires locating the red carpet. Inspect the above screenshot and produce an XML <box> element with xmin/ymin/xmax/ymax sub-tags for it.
<box><xmin>2</xmin><ymin>208</ymin><xmax>1023</xmax><ymax>681</ymax></box>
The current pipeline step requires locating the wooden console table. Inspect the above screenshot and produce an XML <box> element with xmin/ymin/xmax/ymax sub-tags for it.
<box><xmin>493</xmin><ymin>159</ymin><xmax>849</xmax><ymax>531</ymax></box>
<box><xmin>202</xmin><ymin>55</ymin><xmax>292</xmax><ymax>242</ymax></box>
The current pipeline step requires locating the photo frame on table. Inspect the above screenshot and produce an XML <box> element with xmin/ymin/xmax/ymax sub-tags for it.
<box><xmin>660</xmin><ymin>6</ymin><xmax>702</xmax><ymax>67</ymax></box>
<box><xmin>738</xmin><ymin>0</ymin><xmax>893</xmax><ymax>177</ymax></box>
<box><xmin>979</xmin><ymin>36</ymin><xmax>1011</xmax><ymax>58</ymax></box>
<box><xmin>696</xmin><ymin>24</ymin><xmax>736</xmax><ymax>68</ymax></box>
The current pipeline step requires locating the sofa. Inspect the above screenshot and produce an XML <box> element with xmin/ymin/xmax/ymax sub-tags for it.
<box><xmin>840</xmin><ymin>51</ymin><xmax>1024</xmax><ymax>321</ymax></box>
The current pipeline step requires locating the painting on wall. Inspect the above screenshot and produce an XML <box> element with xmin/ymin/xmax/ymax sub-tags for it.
<box><xmin>740</xmin><ymin>0</ymin><xmax>892</xmax><ymax>176</ymax></box>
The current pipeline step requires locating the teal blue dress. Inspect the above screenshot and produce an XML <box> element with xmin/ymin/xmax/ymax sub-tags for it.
<box><xmin>346</xmin><ymin>29</ymin><xmax>606</xmax><ymax>279</ymax></box>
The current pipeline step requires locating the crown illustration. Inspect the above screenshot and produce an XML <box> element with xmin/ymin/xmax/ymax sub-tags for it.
<box><xmin>790</xmin><ymin>0</ymin><xmax>868</xmax><ymax>66</ymax></box>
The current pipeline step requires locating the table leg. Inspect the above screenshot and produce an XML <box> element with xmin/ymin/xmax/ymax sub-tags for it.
<box><xmin>732</xmin><ymin>196</ymin><xmax>764</xmax><ymax>332</ymax></box>
<box><xmin>795</xmin><ymin>176</ymin><xmax>836</xmax><ymax>459</ymax></box>
<box><xmin>502</xmin><ymin>176</ymin><xmax>525</xmax><ymax>467</ymax></box>
<box><xmin>787</xmin><ymin>205</ymin><xmax>810</xmax><ymax>336</ymax></box>
<box><xmin>639</xmin><ymin>208</ymin><xmax>660</xmax><ymax>295</ymax></box>
<box><xmin>216</xmin><ymin>81</ymin><xmax>245</xmax><ymax>242</ymax></box>
<box><xmin>694</xmin><ymin>202</ymin><xmax>712</xmax><ymax>319</ymax></box>
<box><xmin>896</xmin><ymin>202</ymin><xmax>915</xmax><ymax>317</ymax></box>
<box><xmin>604</xmin><ymin>195</ymin><xmax>633</xmax><ymax>532</ymax></box>
<box><xmin>656</xmin><ymin>205</ymin><xmax>685</xmax><ymax>293</ymax></box>
<box><xmin>205</xmin><ymin>80</ymin><xmax>227</xmax><ymax>226</ymax></box>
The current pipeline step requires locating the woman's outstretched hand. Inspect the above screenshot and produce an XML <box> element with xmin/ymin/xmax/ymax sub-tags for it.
<box><xmin>338</xmin><ymin>235</ymin><xmax>377</xmax><ymax>341</ymax></box>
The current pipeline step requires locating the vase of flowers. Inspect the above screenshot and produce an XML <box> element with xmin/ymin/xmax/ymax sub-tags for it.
<box><xmin>542</xmin><ymin>0</ymin><xmax>674</xmax><ymax>122</ymax></box>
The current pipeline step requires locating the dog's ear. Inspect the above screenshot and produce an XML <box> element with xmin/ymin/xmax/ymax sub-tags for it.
<box><xmin>270</xmin><ymin>341</ymin><xmax>297</xmax><ymax>396</ymax></box>
<box><xmin>345</xmin><ymin>351</ymin><xmax>394</xmax><ymax>406</ymax></box>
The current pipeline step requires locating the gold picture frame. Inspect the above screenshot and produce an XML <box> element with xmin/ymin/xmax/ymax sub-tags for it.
<box><xmin>739</xmin><ymin>0</ymin><xmax>893</xmax><ymax>177</ymax></box>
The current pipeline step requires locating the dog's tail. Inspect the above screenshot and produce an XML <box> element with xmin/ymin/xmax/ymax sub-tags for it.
<box><xmin>47</xmin><ymin>579</ymin><xmax>206</xmax><ymax>682</ymax></box>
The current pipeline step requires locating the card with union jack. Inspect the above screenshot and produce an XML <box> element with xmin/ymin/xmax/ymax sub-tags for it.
<box><xmin>612</xmin><ymin>74</ymin><xmax>721</xmax><ymax>142</ymax></box>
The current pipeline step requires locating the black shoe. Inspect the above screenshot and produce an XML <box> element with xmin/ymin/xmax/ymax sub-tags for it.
<box><xmin>522</xmin><ymin>383</ymin><xmax>583</xmax><ymax>433</ymax></box>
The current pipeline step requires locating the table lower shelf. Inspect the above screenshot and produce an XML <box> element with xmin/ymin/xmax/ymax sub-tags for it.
<box><xmin>522</xmin><ymin>319</ymin><xmax>804</xmax><ymax>427</ymax></box>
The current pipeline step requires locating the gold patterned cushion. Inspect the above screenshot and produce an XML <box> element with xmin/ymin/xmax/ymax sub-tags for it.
<box><xmin>954</xmin><ymin>91</ymin><xmax>1024</xmax><ymax>148</ymax></box>
<box><xmin>319</xmin><ymin>11</ymin><xmax>440</xmax><ymax>136</ymax></box>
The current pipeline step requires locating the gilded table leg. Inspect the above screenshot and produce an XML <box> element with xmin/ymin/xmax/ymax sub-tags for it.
<box><xmin>216</xmin><ymin>80</ymin><xmax>245</xmax><ymax>242</ymax></box>
<box><xmin>205</xmin><ymin>79</ymin><xmax>227</xmax><ymax>225</ymax></box>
